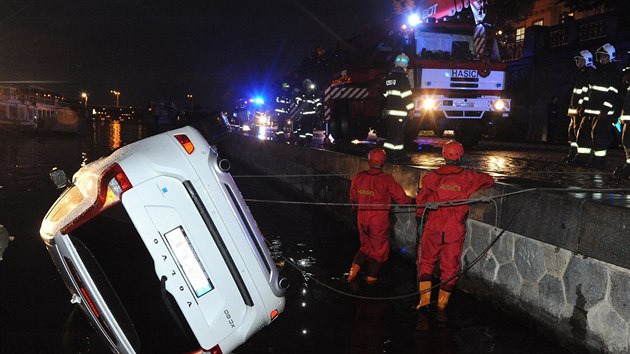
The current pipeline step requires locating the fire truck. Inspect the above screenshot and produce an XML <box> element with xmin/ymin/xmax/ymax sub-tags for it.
<box><xmin>324</xmin><ymin>0</ymin><xmax>511</xmax><ymax>147</ymax></box>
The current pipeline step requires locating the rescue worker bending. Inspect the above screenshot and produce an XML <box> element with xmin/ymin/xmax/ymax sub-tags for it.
<box><xmin>348</xmin><ymin>148</ymin><xmax>411</xmax><ymax>284</ymax></box>
<box><xmin>415</xmin><ymin>141</ymin><xmax>494</xmax><ymax>314</ymax></box>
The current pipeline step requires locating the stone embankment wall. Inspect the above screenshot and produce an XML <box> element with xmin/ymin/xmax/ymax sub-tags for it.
<box><xmin>220</xmin><ymin>135</ymin><xmax>630</xmax><ymax>354</ymax></box>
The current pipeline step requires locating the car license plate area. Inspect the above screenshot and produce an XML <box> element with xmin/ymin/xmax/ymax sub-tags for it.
<box><xmin>165</xmin><ymin>226</ymin><xmax>214</xmax><ymax>298</ymax></box>
<box><xmin>455</xmin><ymin>101</ymin><xmax>475</xmax><ymax>108</ymax></box>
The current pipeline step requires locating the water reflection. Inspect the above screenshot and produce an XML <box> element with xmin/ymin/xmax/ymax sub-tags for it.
<box><xmin>486</xmin><ymin>155</ymin><xmax>509</xmax><ymax>171</ymax></box>
<box><xmin>109</xmin><ymin>120</ymin><xmax>122</xmax><ymax>150</ymax></box>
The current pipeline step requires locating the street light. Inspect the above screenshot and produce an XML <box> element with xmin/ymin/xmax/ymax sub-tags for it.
<box><xmin>81</xmin><ymin>92</ymin><xmax>88</xmax><ymax>108</ymax></box>
<box><xmin>110</xmin><ymin>90</ymin><xmax>120</xmax><ymax>107</ymax></box>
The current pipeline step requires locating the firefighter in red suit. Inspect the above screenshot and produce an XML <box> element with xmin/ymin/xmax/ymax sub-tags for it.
<box><xmin>415</xmin><ymin>141</ymin><xmax>494</xmax><ymax>313</ymax></box>
<box><xmin>347</xmin><ymin>148</ymin><xmax>411</xmax><ymax>284</ymax></box>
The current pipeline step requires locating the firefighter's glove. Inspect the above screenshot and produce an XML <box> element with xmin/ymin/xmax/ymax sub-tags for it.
<box><xmin>425</xmin><ymin>202</ymin><xmax>439</xmax><ymax>210</ymax></box>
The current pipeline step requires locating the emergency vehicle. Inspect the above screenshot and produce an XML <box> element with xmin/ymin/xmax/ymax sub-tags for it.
<box><xmin>40</xmin><ymin>126</ymin><xmax>286</xmax><ymax>354</ymax></box>
<box><xmin>324</xmin><ymin>0</ymin><xmax>511</xmax><ymax>147</ymax></box>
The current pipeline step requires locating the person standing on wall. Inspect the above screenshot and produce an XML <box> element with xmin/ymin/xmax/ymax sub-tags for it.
<box><xmin>564</xmin><ymin>50</ymin><xmax>596</xmax><ymax>163</ymax></box>
<box><xmin>571</xmin><ymin>43</ymin><xmax>623</xmax><ymax>169</ymax></box>
<box><xmin>347</xmin><ymin>148</ymin><xmax>411</xmax><ymax>285</ymax></box>
<box><xmin>415</xmin><ymin>141</ymin><xmax>494</xmax><ymax>319</ymax></box>
<box><xmin>613</xmin><ymin>64</ymin><xmax>630</xmax><ymax>178</ymax></box>
<box><xmin>296</xmin><ymin>79</ymin><xmax>322</xmax><ymax>147</ymax></box>
<box><xmin>274</xmin><ymin>82</ymin><xmax>292</xmax><ymax>142</ymax></box>
<box><xmin>382</xmin><ymin>53</ymin><xmax>415</xmax><ymax>163</ymax></box>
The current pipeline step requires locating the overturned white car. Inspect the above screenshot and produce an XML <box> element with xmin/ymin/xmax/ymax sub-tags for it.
<box><xmin>40</xmin><ymin>126</ymin><xmax>286</xmax><ymax>353</ymax></box>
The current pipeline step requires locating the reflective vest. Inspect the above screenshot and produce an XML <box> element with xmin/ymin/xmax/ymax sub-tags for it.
<box><xmin>297</xmin><ymin>92</ymin><xmax>322</xmax><ymax>117</ymax></box>
<box><xmin>567</xmin><ymin>66</ymin><xmax>595</xmax><ymax>116</ymax></box>
<box><xmin>382</xmin><ymin>67</ymin><xmax>414</xmax><ymax>117</ymax></box>
<box><xmin>275</xmin><ymin>93</ymin><xmax>292</xmax><ymax>115</ymax></box>
<box><xmin>583</xmin><ymin>63</ymin><xmax>623</xmax><ymax>116</ymax></box>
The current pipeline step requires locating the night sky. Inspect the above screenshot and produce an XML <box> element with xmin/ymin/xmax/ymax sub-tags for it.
<box><xmin>1</xmin><ymin>0</ymin><xmax>392</xmax><ymax>110</ymax></box>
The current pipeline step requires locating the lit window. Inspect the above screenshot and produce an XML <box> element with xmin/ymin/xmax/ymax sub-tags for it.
<box><xmin>532</xmin><ymin>19</ymin><xmax>543</xmax><ymax>26</ymax></box>
<box><xmin>515</xmin><ymin>27</ymin><xmax>525</xmax><ymax>42</ymax></box>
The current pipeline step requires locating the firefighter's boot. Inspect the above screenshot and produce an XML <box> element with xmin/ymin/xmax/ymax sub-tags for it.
<box><xmin>415</xmin><ymin>281</ymin><xmax>432</xmax><ymax>310</ymax></box>
<box><xmin>437</xmin><ymin>289</ymin><xmax>451</xmax><ymax>310</ymax></box>
<box><xmin>613</xmin><ymin>164</ymin><xmax>630</xmax><ymax>177</ymax></box>
<box><xmin>435</xmin><ymin>289</ymin><xmax>452</xmax><ymax>323</ymax></box>
<box><xmin>347</xmin><ymin>263</ymin><xmax>361</xmax><ymax>282</ymax></box>
<box><xmin>562</xmin><ymin>147</ymin><xmax>577</xmax><ymax>163</ymax></box>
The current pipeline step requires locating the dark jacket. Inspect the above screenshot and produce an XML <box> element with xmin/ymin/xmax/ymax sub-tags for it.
<box><xmin>568</xmin><ymin>66</ymin><xmax>596</xmax><ymax>116</ymax></box>
<box><xmin>382</xmin><ymin>67</ymin><xmax>414</xmax><ymax>117</ymax></box>
<box><xmin>584</xmin><ymin>63</ymin><xmax>623</xmax><ymax>117</ymax></box>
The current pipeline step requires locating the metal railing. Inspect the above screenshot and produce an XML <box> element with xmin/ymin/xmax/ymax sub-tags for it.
<box><xmin>501</xmin><ymin>12</ymin><xmax>619</xmax><ymax>62</ymax></box>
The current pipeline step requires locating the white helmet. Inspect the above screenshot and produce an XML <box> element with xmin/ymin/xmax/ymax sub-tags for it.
<box><xmin>595</xmin><ymin>43</ymin><xmax>616</xmax><ymax>62</ymax></box>
<box><xmin>394</xmin><ymin>53</ymin><xmax>410</xmax><ymax>68</ymax></box>
<box><xmin>574</xmin><ymin>50</ymin><xmax>594</xmax><ymax>68</ymax></box>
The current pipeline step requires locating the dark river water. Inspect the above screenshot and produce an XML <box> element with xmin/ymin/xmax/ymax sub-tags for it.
<box><xmin>1</xmin><ymin>122</ymin><xmax>573</xmax><ymax>353</ymax></box>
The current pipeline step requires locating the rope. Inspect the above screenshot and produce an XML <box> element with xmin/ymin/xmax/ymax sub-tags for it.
<box><xmin>245</xmin><ymin>187</ymin><xmax>630</xmax><ymax>211</ymax></box>
<box><xmin>233</xmin><ymin>173</ymin><xmax>351</xmax><ymax>178</ymax></box>
<box><xmin>267</xmin><ymin>190</ymin><xmax>524</xmax><ymax>301</ymax></box>
<box><xmin>257</xmin><ymin>185</ymin><xmax>630</xmax><ymax>301</ymax></box>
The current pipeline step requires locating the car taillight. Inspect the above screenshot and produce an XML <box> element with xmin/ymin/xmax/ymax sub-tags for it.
<box><xmin>61</xmin><ymin>163</ymin><xmax>132</xmax><ymax>234</ymax></box>
<box><xmin>175</xmin><ymin>134</ymin><xmax>195</xmax><ymax>154</ymax></box>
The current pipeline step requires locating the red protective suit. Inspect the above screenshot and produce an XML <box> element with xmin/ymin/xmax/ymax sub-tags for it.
<box><xmin>350</xmin><ymin>167</ymin><xmax>410</xmax><ymax>277</ymax></box>
<box><xmin>415</xmin><ymin>165</ymin><xmax>494</xmax><ymax>291</ymax></box>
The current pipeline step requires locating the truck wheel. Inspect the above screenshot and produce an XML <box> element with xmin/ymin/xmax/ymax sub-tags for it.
<box><xmin>329</xmin><ymin>100</ymin><xmax>353</xmax><ymax>141</ymax></box>
<box><xmin>454</xmin><ymin>121</ymin><xmax>483</xmax><ymax>147</ymax></box>
<box><xmin>328</xmin><ymin>117</ymin><xmax>346</xmax><ymax>140</ymax></box>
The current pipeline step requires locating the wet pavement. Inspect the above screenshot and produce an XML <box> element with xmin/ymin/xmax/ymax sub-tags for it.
<box><xmin>280</xmin><ymin>129</ymin><xmax>630</xmax><ymax>208</ymax></box>
<box><xmin>0</xmin><ymin>122</ymin><xmax>614</xmax><ymax>353</ymax></box>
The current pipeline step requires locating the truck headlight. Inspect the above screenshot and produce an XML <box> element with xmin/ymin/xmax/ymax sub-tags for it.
<box><xmin>493</xmin><ymin>99</ymin><xmax>507</xmax><ymax>111</ymax></box>
<box><xmin>421</xmin><ymin>98</ymin><xmax>437</xmax><ymax>110</ymax></box>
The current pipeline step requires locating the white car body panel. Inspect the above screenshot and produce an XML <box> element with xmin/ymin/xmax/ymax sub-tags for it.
<box><xmin>40</xmin><ymin>126</ymin><xmax>285</xmax><ymax>354</ymax></box>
